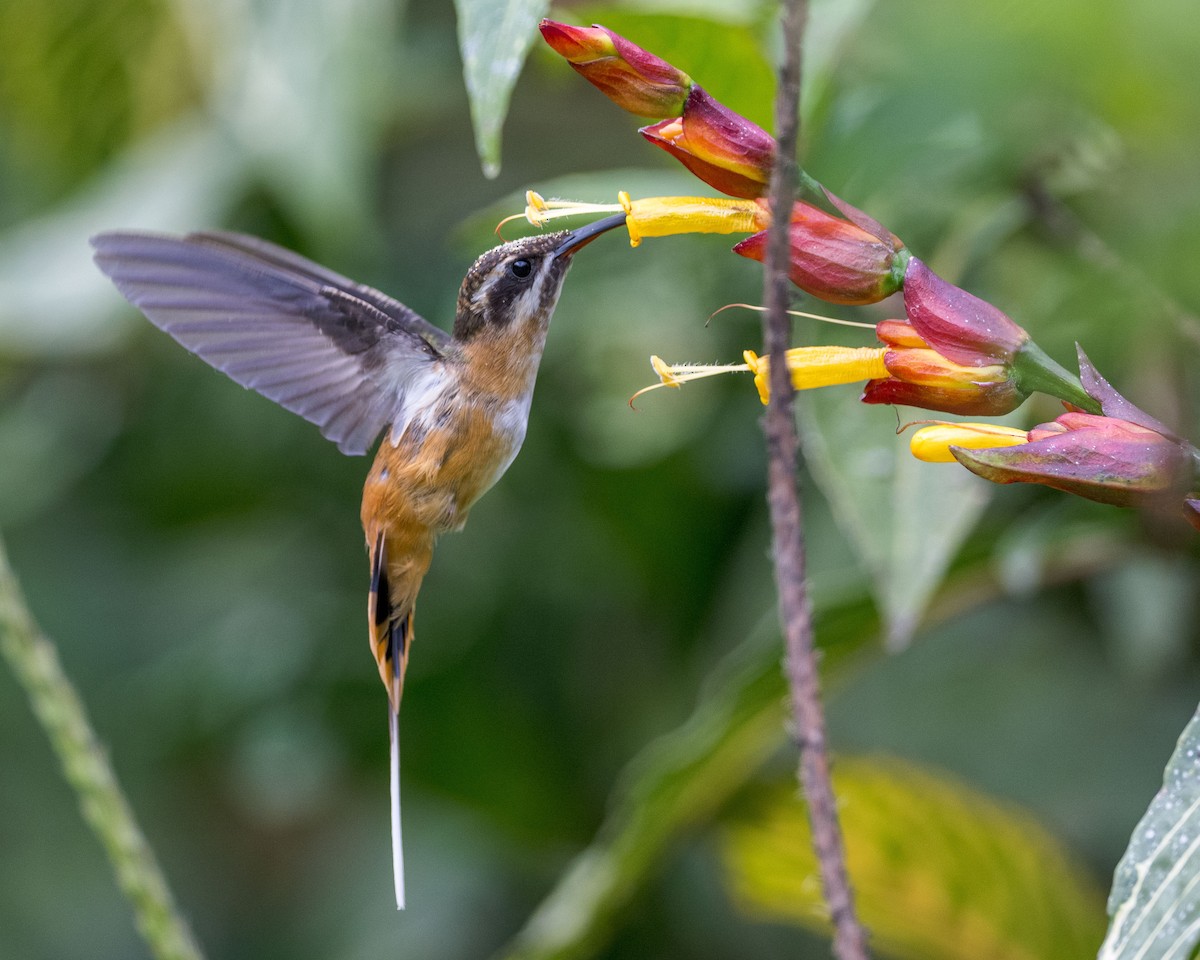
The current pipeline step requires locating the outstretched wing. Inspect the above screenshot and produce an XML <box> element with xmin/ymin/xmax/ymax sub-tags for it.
<box><xmin>91</xmin><ymin>230</ymin><xmax>454</xmax><ymax>456</ymax></box>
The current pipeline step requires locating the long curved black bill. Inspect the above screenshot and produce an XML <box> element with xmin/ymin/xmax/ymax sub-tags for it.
<box><xmin>554</xmin><ymin>213</ymin><xmax>629</xmax><ymax>258</ymax></box>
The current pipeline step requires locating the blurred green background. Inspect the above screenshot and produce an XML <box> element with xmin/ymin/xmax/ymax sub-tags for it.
<box><xmin>2</xmin><ymin>0</ymin><xmax>1199</xmax><ymax>958</ymax></box>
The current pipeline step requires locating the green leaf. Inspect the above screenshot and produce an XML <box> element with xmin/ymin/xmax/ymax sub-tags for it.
<box><xmin>454</xmin><ymin>0</ymin><xmax>549</xmax><ymax>179</ymax></box>
<box><xmin>797</xmin><ymin>389</ymin><xmax>992</xmax><ymax>649</ymax></box>
<box><xmin>723</xmin><ymin>757</ymin><xmax>1106</xmax><ymax>960</ymax></box>
<box><xmin>0</xmin><ymin>0</ymin><xmax>198</xmax><ymax>210</ymax></box>
<box><xmin>1100</xmin><ymin>704</ymin><xmax>1200</xmax><ymax>960</ymax></box>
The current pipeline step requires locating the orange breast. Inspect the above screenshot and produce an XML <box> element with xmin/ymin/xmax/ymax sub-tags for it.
<box><xmin>360</xmin><ymin>331</ymin><xmax>541</xmax><ymax>616</ymax></box>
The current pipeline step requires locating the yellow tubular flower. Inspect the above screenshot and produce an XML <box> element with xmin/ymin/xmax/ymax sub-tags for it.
<box><xmin>909</xmin><ymin>423</ymin><xmax>1029</xmax><ymax>463</ymax></box>
<box><xmin>519</xmin><ymin>191</ymin><xmax>767</xmax><ymax>248</ymax></box>
<box><xmin>619</xmin><ymin>192</ymin><xmax>767</xmax><ymax>245</ymax></box>
<box><xmin>743</xmin><ymin>347</ymin><xmax>889</xmax><ymax>404</ymax></box>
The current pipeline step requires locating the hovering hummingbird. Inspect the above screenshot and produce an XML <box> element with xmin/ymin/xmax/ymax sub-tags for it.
<box><xmin>90</xmin><ymin>213</ymin><xmax>627</xmax><ymax>909</ymax></box>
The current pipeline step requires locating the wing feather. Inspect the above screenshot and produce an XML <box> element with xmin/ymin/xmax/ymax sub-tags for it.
<box><xmin>91</xmin><ymin>230</ymin><xmax>454</xmax><ymax>455</ymax></box>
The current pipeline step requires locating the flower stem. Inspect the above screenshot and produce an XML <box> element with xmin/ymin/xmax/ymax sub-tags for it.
<box><xmin>1014</xmin><ymin>341</ymin><xmax>1101</xmax><ymax>413</ymax></box>
<box><xmin>760</xmin><ymin>2</ymin><xmax>871</xmax><ymax>959</ymax></box>
<box><xmin>0</xmin><ymin>536</ymin><xmax>205</xmax><ymax>960</ymax></box>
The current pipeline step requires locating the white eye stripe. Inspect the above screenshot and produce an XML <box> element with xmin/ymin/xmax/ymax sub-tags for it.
<box><xmin>471</xmin><ymin>272</ymin><xmax>499</xmax><ymax>307</ymax></box>
<box><xmin>522</xmin><ymin>270</ymin><xmax>548</xmax><ymax>310</ymax></box>
<box><xmin>470</xmin><ymin>259</ymin><xmax>550</xmax><ymax>314</ymax></box>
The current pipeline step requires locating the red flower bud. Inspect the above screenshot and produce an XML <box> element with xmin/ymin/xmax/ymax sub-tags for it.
<box><xmin>951</xmin><ymin>412</ymin><xmax>1194</xmax><ymax>508</ymax></box>
<box><xmin>861</xmin><ymin>319</ymin><xmax>1025</xmax><ymax>415</ymax></box>
<box><xmin>539</xmin><ymin>20</ymin><xmax>693</xmax><ymax>119</ymax></box>
<box><xmin>640</xmin><ymin>87</ymin><xmax>775</xmax><ymax>199</ymax></box>
<box><xmin>732</xmin><ymin>200</ymin><xmax>905</xmax><ymax>305</ymax></box>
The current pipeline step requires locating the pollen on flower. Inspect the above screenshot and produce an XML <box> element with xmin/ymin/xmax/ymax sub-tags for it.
<box><xmin>629</xmin><ymin>354</ymin><xmax>752</xmax><ymax>407</ymax></box>
<box><xmin>909</xmin><ymin>423</ymin><xmax>1029</xmax><ymax>463</ymax></box>
<box><xmin>619</xmin><ymin>191</ymin><xmax>642</xmax><ymax>247</ymax></box>
<box><xmin>525</xmin><ymin>190</ymin><xmax>551</xmax><ymax>226</ymax></box>
<box><xmin>520</xmin><ymin>190</ymin><xmax>625</xmax><ymax>230</ymax></box>
<box><xmin>650</xmin><ymin>354</ymin><xmax>682</xmax><ymax>387</ymax></box>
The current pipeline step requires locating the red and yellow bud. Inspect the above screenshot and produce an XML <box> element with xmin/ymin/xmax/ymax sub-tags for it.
<box><xmin>950</xmin><ymin>412</ymin><xmax>1194</xmax><ymax>508</ymax></box>
<box><xmin>733</xmin><ymin>201</ymin><xmax>907</xmax><ymax>305</ymax></box>
<box><xmin>640</xmin><ymin>87</ymin><xmax>776</xmax><ymax>199</ymax></box>
<box><xmin>539</xmin><ymin>20</ymin><xmax>693</xmax><ymax>118</ymax></box>
<box><xmin>861</xmin><ymin>319</ymin><xmax>1025</xmax><ymax>416</ymax></box>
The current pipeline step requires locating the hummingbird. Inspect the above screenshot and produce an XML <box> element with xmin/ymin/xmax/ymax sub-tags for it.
<box><xmin>90</xmin><ymin>213</ymin><xmax>627</xmax><ymax>909</ymax></box>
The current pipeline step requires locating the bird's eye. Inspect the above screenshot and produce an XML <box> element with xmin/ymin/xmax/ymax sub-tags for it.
<box><xmin>509</xmin><ymin>258</ymin><xmax>533</xmax><ymax>279</ymax></box>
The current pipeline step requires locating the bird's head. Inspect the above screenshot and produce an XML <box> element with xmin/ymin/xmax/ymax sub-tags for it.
<box><xmin>453</xmin><ymin>214</ymin><xmax>626</xmax><ymax>341</ymax></box>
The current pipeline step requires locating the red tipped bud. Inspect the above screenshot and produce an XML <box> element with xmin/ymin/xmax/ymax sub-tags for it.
<box><xmin>861</xmin><ymin>318</ymin><xmax>1025</xmax><ymax>415</ymax></box>
<box><xmin>640</xmin><ymin>87</ymin><xmax>775</xmax><ymax>199</ymax></box>
<box><xmin>539</xmin><ymin>20</ymin><xmax>693</xmax><ymax>119</ymax></box>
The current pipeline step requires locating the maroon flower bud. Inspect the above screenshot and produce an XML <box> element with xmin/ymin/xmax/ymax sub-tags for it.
<box><xmin>951</xmin><ymin>412</ymin><xmax>1194</xmax><ymax>508</ymax></box>
<box><xmin>539</xmin><ymin>20</ymin><xmax>693</xmax><ymax>119</ymax></box>
<box><xmin>732</xmin><ymin>200</ymin><xmax>906</xmax><ymax>305</ymax></box>
<box><xmin>901</xmin><ymin>258</ymin><xmax>1029</xmax><ymax>366</ymax></box>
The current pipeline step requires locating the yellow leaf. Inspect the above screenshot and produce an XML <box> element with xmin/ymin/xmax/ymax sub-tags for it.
<box><xmin>722</xmin><ymin>756</ymin><xmax>1105</xmax><ymax>960</ymax></box>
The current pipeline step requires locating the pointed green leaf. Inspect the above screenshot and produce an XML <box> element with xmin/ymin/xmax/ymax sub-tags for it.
<box><xmin>1100</xmin><ymin>704</ymin><xmax>1200</xmax><ymax>960</ymax></box>
<box><xmin>453</xmin><ymin>0</ymin><xmax>548</xmax><ymax>179</ymax></box>
<box><xmin>723</xmin><ymin>757</ymin><xmax>1106</xmax><ymax>960</ymax></box>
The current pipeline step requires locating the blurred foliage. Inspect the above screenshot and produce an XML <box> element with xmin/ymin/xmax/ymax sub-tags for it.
<box><xmin>0</xmin><ymin>0</ymin><xmax>199</xmax><ymax>219</ymax></box>
<box><xmin>1</xmin><ymin>0</ymin><xmax>1199</xmax><ymax>959</ymax></box>
<box><xmin>723</xmin><ymin>757</ymin><xmax>1106</xmax><ymax>960</ymax></box>
<box><xmin>797</xmin><ymin>383</ymin><xmax>992</xmax><ymax>649</ymax></box>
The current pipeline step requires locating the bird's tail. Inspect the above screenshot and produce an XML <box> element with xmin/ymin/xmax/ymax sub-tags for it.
<box><xmin>389</xmin><ymin>703</ymin><xmax>405</xmax><ymax>910</ymax></box>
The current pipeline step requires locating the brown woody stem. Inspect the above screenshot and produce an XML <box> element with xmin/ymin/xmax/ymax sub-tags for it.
<box><xmin>760</xmin><ymin>2</ymin><xmax>871</xmax><ymax>958</ymax></box>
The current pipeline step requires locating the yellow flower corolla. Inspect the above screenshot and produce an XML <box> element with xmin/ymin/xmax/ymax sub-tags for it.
<box><xmin>616</xmin><ymin>192</ymin><xmax>767</xmax><ymax>246</ymax></box>
<box><xmin>743</xmin><ymin>347</ymin><xmax>889</xmax><ymax>404</ymax></box>
<box><xmin>908</xmin><ymin>423</ymin><xmax>1029</xmax><ymax>463</ymax></box>
<box><xmin>517</xmin><ymin>190</ymin><xmax>767</xmax><ymax>247</ymax></box>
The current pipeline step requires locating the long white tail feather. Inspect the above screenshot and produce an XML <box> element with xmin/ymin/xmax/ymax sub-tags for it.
<box><xmin>390</xmin><ymin>705</ymin><xmax>405</xmax><ymax>910</ymax></box>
